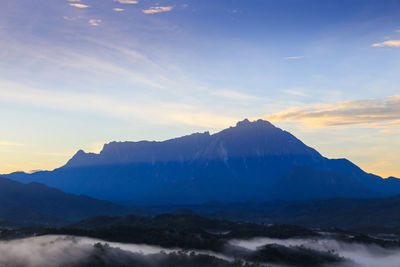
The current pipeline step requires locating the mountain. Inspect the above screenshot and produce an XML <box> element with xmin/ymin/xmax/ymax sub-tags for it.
<box><xmin>65</xmin><ymin>119</ymin><xmax>322</xmax><ymax>167</ymax></box>
<box><xmin>3</xmin><ymin>119</ymin><xmax>400</xmax><ymax>204</ymax></box>
<box><xmin>0</xmin><ymin>177</ymin><xmax>132</xmax><ymax>226</ymax></box>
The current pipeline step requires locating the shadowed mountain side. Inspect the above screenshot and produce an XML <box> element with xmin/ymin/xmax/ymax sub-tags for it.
<box><xmin>267</xmin><ymin>166</ymin><xmax>378</xmax><ymax>200</ymax></box>
<box><xmin>5</xmin><ymin>157</ymin><xmax>316</xmax><ymax>203</ymax></box>
<box><xmin>3</xmin><ymin>119</ymin><xmax>400</xmax><ymax>204</ymax></box>
<box><xmin>324</xmin><ymin>158</ymin><xmax>400</xmax><ymax>196</ymax></box>
<box><xmin>0</xmin><ymin>177</ymin><xmax>133</xmax><ymax>226</ymax></box>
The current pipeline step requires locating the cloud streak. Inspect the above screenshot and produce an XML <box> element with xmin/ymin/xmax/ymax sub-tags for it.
<box><xmin>0</xmin><ymin>141</ymin><xmax>24</xmax><ymax>147</ymax></box>
<box><xmin>89</xmin><ymin>19</ymin><xmax>101</xmax><ymax>26</ymax></box>
<box><xmin>283</xmin><ymin>56</ymin><xmax>304</xmax><ymax>60</ymax></box>
<box><xmin>0</xmin><ymin>81</ymin><xmax>239</xmax><ymax>129</ymax></box>
<box><xmin>69</xmin><ymin>3</ymin><xmax>90</xmax><ymax>8</ymax></box>
<box><xmin>113</xmin><ymin>0</ymin><xmax>138</xmax><ymax>4</ymax></box>
<box><xmin>211</xmin><ymin>90</ymin><xmax>259</xmax><ymax>101</ymax></box>
<box><xmin>372</xmin><ymin>40</ymin><xmax>400</xmax><ymax>47</ymax></box>
<box><xmin>264</xmin><ymin>95</ymin><xmax>400</xmax><ymax>128</ymax></box>
<box><xmin>142</xmin><ymin>6</ymin><xmax>174</xmax><ymax>14</ymax></box>
<box><xmin>0</xmin><ymin>27</ymin><xmax>247</xmax><ymax>130</ymax></box>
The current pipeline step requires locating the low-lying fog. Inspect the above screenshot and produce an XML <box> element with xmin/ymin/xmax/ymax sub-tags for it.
<box><xmin>230</xmin><ymin>237</ymin><xmax>400</xmax><ymax>267</ymax></box>
<box><xmin>1</xmin><ymin>234</ymin><xmax>400</xmax><ymax>267</ymax></box>
<box><xmin>0</xmin><ymin>235</ymin><xmax>229</xmax><ymax>267</ymax></box>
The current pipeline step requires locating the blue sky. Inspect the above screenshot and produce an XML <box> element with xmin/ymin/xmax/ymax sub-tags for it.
<box><xmin>0</xmin><ymin>0</ymin><xmax>400</xmax><ymax>176</ymax></box>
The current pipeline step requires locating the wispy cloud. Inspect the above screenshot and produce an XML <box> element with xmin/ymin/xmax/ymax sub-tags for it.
<box><xmin>264</xmin><ymin>95</ymin><xmax>400</xmax><ymax>128</ymax></box>
<box><xmin>113</xmin><ymin>0</ymin><xmax>138</xmax><ymax>4</ymax></box>
<box><xmin>142</xmin><ymin>6</ymin><xmax>174</xmax><ymax>14</ymax></box>
<box><xmin>0</xmin><ymin>81</ymin><xmax>238</xmax><ymax>129</ymax></box>
<box><xmin>212</xmin><ymin>90</ymin><xmax>259</xmax><ymax>101</ymax></box>
<box><xmin>379</xmin><ymin>129</ymin><xmax>396</xmax><ymax>134</ymax></box>
<box><xmin>69</xmin><ymin>3</ymin><xmax>90</xmax><ymax>8</ymax></box>
<box><xmin>284</xmin><ymin>89</ymin><xmax>309</xmax><ymax>97</ymax></box>
<box><xmin>67</xmin><ymin>0</ymin><xmax>81</xmax><ymax>2</ymax></box>
<box><xmin>0</xmin><ymin>29</ymin><xmax>210</xmax><ymax>100</ymax></box>
<box><xmin>0</xmin><ymin>141</ymin><xmax>24</xmax><ymax>147</ymax></box>
<box><xmin>283</xmin><ymin>56</ymin><xmax>304</xmax><ymax>60</ymax></box>
<box><xmin>113</xmin><ymin>8</ymin><xmax>125</xmax><ymax>12</ymax></box>
<box><xmin>89</xmin><ymin>19</ymin><xmax>101</xmax><ymax>26</ymax></box>
<box><xmin>371</xmin><ymin>40</ymin><xmax>400</xmax><ymax>47</ymax></box>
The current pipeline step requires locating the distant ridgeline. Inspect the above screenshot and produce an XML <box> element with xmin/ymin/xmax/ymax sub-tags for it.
<box><xmin>4</xmin><ymin>119</ymin><xmax>400</xmax><ymax>204</ymax></box>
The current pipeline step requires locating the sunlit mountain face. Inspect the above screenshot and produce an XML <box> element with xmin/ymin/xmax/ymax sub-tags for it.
<box><xmin>1</xmin><ymin>1</ymin><xmax>400</xmax><ymax>266</ymax></box>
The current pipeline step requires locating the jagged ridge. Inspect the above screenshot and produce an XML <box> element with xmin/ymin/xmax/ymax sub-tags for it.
<box><xmin>3</xmin><ymin>119</ymin><xmax>400</xmax><ymax>204</ymax></box>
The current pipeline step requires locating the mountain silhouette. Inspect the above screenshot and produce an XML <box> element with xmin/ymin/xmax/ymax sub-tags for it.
<box><xmin>65</xmin><ymin>119</ymin><xmax>322</xmax><ymax>167</ymax></box>
<box><xmin>3</xmin><ymin>119</ymin><xmax>400</xmax><ymax>204</ymax></box>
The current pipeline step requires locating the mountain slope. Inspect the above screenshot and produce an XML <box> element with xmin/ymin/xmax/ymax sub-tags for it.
<box><xmin>3</xmin><ymin>119</ymin><xmax>400</xmax><ymax>204</ymax></box>
<box><xmin>267</xmin><ymin>166</ymin><xmax>378</xmax><ymax>200</ymax></box>
<box><xmin>0</xmin><ymin>177</ymin><xmax>131</xmax><ymax>226</ymax></box>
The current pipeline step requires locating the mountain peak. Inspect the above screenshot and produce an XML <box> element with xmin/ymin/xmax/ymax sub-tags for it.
<box><xmin>235</xmin><ymin>118</ymin><xmax>274</xmax><ymax>128</ymax></box>
<box><xmin>236</xmin><ymin>118</ymin><xmax>251</xmax><ymax>127</ymax></box>
<box><xmin>76</xmin><ymin>149</ymin><xmax>86</xmax><ymax>155</ymax></box>
<box><xmin>65</xmin><ymin>149</ymin><xmax>98</xmax><ymax>167</ymax></box>
<box><xmin>63</xmin><ymin>119</ymin><xmax>320</xmax><ymax>168</ymax></box>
